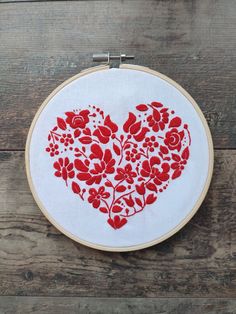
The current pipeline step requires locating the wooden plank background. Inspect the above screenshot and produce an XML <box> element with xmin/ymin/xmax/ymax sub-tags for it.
<box><xmin>0</xmin><ymin>0</ymin><xmax>235</xmax><ymax>313</ymax></box>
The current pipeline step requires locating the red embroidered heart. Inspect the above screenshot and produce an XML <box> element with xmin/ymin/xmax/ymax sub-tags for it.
<box><xmin>46</xmin><ymin>102</ymin><xmax>191</xmax><ymax>229</ymax></box>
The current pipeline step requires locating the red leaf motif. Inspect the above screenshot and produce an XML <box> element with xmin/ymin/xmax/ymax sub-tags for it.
<box><xmin>171</xmin><ymin>162</ymin><xmax>179</xmax><ymax>169</ymax></box>
<box><xmin>74</xmin><ymin>159</ymin><xmax>88</xmax><ymax>172</ymax></box>
<box><xmin>160</xmin><ymin>108</ymin><xmax>168</xmax><ymax>113</ymax></box>
<box><xmin>123</xmin><ymin>112</ymin><xmax>136</xmax><ymax>132</ymax></box>
<box><xmin>182</xmin><ymin>147</ymin><xmax>190</xmax><ymax>160</ymax></box>
<box><xmin>105</xmin><ymin>180</ymin><xmax>113</xmax><ymax>187</ymax></box>
<box><xmin>99</xmin><ymin>207</ymin><xmax>108</xmax><ymax>213</ymax></box>
<box><xmin>172</xmin><ymin>169</ymin><xmax>182</xmax><ymax>179</ymax></box>
<box><xmin>158</xmin><ymin>173</ymin><xmax>169</xmax><ymax>181</ymax></box>
<box><xmin>153</xmin><ymin>109</ymin><xmax>161</xmax><ymax>121</ymax></box>
<box><xmin>146</xmin><ymin>193</ymin><xmax>157</xmax><ymax>205</ymax></box>
<box><xmin>124</xmin><ymin>144</ymin><xmax>131</xmax><ymax>150</ymax></box>
<box><xmin>57</xmin><ymin>117</ymin><xmax>67</xmax><ymax>130</ymax></box>
<box><xmin>151</xmin><ymin>101</ymin><xmax>163</xmax><ymax>108</ymax></box>
<box><xmin>136</xmin><ymin>104</ymin><xmax>148</xmax><ymax>111</ymax></box>
<box><xmin>72</xmin><ymin>181</ymin><xmax>81</xmax><ymax>194</ymax></box>
<box><xmin>172</xmin><ymin>153</ymin><xmax>181</xmax><ymax>162</ymax></box>
<box><xmin>146</xmin><ymin>182</ymin><xmax>157</xmax><ymax>192</ymax></box>
<box><xmin>160</xmin><ymin>145</ymin><xmax>168</xmax><ymax>154</ymax></box>
<box><xmin>74</xmin><ymin>129</ymin><xmax>81</xmax><ymax>138</ymax></box>
<box><xmin>112</xmin><ymin>205</ymin><xmax>123</xmax><ymax>213</ymax></box>
<box><xmin>77</xmin><ymin>173</ymin><xmax>91</xmax><ymax>180</ymax></box>
<box><xmin>113</xmin><ymin>143</ymin><xmax>121</xmax><ymax>156</ymax></box>
<box><xmin>79</xmin><ymin>136</ymin><xmax>92</xmax><ymax>144</ymax></box>
<box><xmin>116</xmin><ymin>185</ymin><xmax>126</xmax><ymax>193</ymax></box>
<box><xmin>130</xmin><ymin>121</ymin><xmax>141</xmax><ymax>135</ymax></box>
<box><xmin>135</xmin><ymin>197</ymin><xmax>143</xmax><ymax>207</ymax></box>
<box><xmin>169</xmin><ymin>117</ymin><xmax>182</xmax><ymax>128</ymax></box>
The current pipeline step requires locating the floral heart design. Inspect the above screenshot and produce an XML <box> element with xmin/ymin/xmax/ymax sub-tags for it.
<box><xmin>45</xmin><ymin>102</ymin><xmax>191</xmax><ymax>229</ymax></box>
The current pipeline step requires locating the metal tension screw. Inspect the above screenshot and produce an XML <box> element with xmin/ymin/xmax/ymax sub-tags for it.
<box><xmin>93</xmin><ymin>52</ymin><xmax>135</xmax><ymax>64</ymax></box>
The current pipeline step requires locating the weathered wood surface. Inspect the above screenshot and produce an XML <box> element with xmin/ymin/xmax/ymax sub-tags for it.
<box><xmin>0</xmin><ymin>297</ymin><xmax>236</xmax><ymax>314</ymax></box>
<box><xmin>0</xmin><ymin>0</ymin><xmax>235</xmax><ymax>311</ymax></box>
<box><xmin>0</xmin><ymin>0</ymin><xmax>236</xmax><ymax>149</ymax></box>
<box><xmin>0</xmin><ymin>150</ymin><xmax>235</xmax><ymax>297</ymax></box>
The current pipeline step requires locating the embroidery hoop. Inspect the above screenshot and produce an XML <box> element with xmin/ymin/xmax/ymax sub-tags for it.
<box><xmin>25</xmin><ymin>63</ymin><xmax>214</xmax><ymax>252</ymax></box>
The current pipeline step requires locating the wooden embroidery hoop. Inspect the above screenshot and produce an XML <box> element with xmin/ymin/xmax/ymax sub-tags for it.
<box><xmin>25</xmin><ymin>63</ymin><xmax>214</xmax><ymax>252</ymax></box>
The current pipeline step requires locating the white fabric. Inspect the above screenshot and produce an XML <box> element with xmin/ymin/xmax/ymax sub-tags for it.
<box><xmin>29</xmin><ymin>68</ymin><xmax>210</xmax><ymax>248</ymax></box>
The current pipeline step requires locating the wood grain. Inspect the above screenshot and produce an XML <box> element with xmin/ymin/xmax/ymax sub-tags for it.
<box><xmin>0</xmin><ymin>150</ymin><xmax>235</xmax><ymax>297</ymax></box>
<box><xmin>0</xmin><ymin>297</ymin><xmax>236</xmax><ymax>314</ymax></box>
<box><xmin>0</xmin><ymin>0</ymin><xmax>236</xmax><ymax>149</ymax></box>
<box><xmin>0</xmin><ymin>0</ymin><xmax>235</xmax><ymax>310</ymax></box>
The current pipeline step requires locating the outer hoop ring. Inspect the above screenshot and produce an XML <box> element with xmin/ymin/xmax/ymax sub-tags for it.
<box><xmin>25</xmin><ymin>64</ymin><xmax>214</xmax><ymax>252</ymax></box>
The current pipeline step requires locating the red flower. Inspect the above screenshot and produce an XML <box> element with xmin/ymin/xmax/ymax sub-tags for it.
<box><xmin>147</xmin><ymin>108</ymin><xmax>169</xmax><ymax>132</ymax></box>
<box><xmin>123</xmin><ymin>112</ymin><xmax>149</xmax><ymax>142</ymax></box>
<box><xmin>171</xmin><ymin>158</ymin><xmax>185</xmax><ymax>180</ymax></box>
<box><xmin>65</xmin><ymin>110</ymin><xmax>90</xmax><ymax>129</ymax></box>
<box><xmin>171</xmin><ymin>148</ymin><xmax>189</xmax><ymax>179</ymax></box>
<box><xmin>107</xmin><ymin>215</ymin><xmax>127</xmax><ymax>229</ymax></box>
<box><xmin>164</xmin><ymin>128</ymin><xmax>184</xmax><ymax>152</ymax></box>
<box><xmin>75</xmin><ymin>149</ymin><xmax>115</xmax><ymax>185</ymax></box>
<box><xmin>53</xmin><ymin>157</ymin><xmax>75</xmax><ymax>186</ymax></box>
<box><xmin>140</xmin><ymin>157</ymin><xmax>169</xmax><ymax>185</ymax></box>
<box><xmin>114</xmin><ymin>163</ymin><xmax>137</xmax><ymax>184</ymax></box>
<box><xmin>93</xmin><ymin>115</ymin><xmax>118</xmax><ymax>144</ymax></box>
<box><xmin>88</xmin><ymin>186</ymin><xmax>110</xmax><ymax>208</ymax></box>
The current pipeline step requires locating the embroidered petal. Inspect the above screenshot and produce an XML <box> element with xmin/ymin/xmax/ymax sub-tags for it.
<box><xmin>74</xmin><ymin>159</ymin><xmax>89</xmax><ymax>172</ymax></box>
<box><xmin>77</xmin><ymin>172</ymin><xmax>91</xmax><ymax>180</ymax></box>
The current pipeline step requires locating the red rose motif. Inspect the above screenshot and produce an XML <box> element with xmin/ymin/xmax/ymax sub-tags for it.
<box><xmin>88</xmin><ymin>186</ymin><xmax>110</xmax><ymax>208</ymax></box>
<box><xmin>53</xmin><ymin>157</ymin><xmax>75</xmax><ymax>186</ymax></box>
<box><xmin>65</xmin><ymin>110</ymin><xmax>90</xmax><ymax>129</ymax></box>
<box><xmin>164</xmin><ymin>128</ymin><xmax>184</xmax><ymax>152</ymax></box>
<box><xmin>114</xmin><ymin>164</ymin><xmax>137</xmax><ymax>184</ymax></box>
